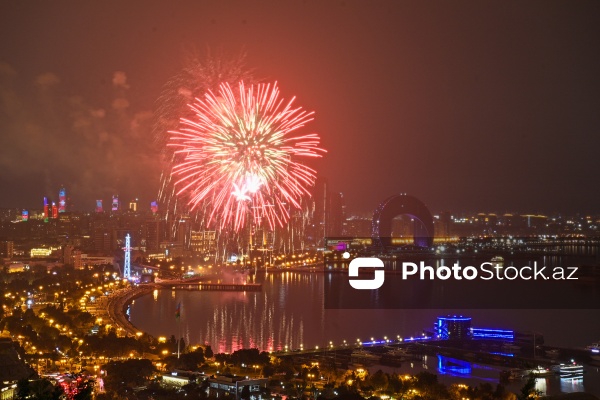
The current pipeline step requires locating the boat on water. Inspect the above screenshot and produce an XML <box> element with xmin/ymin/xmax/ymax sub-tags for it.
<box><xmin>529</xmin><ymin>366</ymin><xmax>553</xmax><ymax>377</ymax></box>
<box><xmin>491</xmin><ymin>256</ymin><xmax>504</xmax><ymax>266</ymax></box>
<box><xmin>384</xmin><ymin>347</ymin><xmax>409</xmax><ymax>357</ymax></box>
<box><xmin>502</xmin><ymin>366</ymin><xmax>553</xmax><ymax>381</ymax></box>
<box><xmin>351</xmin><ymin>349</ymin><xmax>380</xmax><ymax>361</ymax></box>
<box><xmin>586</xmin><ymin>342</ymin><xmax>600</xmax><ymax>361</ymax></box>
<box><xmin>551</xmin><ymin>362</ymin><xmax>584</xmax><ymax>379</ymax></box>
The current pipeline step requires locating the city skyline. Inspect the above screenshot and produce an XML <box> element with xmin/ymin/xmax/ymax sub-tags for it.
<box><xmin>5</xmin><ymin>184</ymin><xmax>600</xmax><ymax>217</ymax></box>
<box><xmin>1</xmin><ymin>1</ymin><xmax>600</xmax><ymax>215</ymax></box>
<box><xmin>1</xmin><ymin>3</ymin><xmax>599</xmax><ymax>399</ymax></box>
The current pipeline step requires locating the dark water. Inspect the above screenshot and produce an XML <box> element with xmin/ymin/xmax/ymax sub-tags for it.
<box><xmin>130</xmin><ymin>260</ymin><xmax>600</xmax><ymax>396</ymax></box>
<box><xmin>130</xmin><ymin>271</ymin><xmax>599</xmax><ymax>349</ymax></box>
<box><xmin>371</xmin><ymin>355</ymin><xmax>600</xmax><ymax>397</ymax></box>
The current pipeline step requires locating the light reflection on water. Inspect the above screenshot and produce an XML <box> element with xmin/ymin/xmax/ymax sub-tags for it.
<box><xmin>372</xmin><ymin>354</ymin><xmax>597</xmax><ymax>396</ymax></box>
<box><xmin>131</xmin><ymin>272</ymin><xmax>324</xmax><ymax>354</ymax></box>
<box><xmin>130</xmin><ymin>270</ymin><xmax>598</xmax><ymax>351</ymax></box>
<box><xmin>130</xmin><ymin>270</ymin><xmax>600</xmax><ymax>395</ymax></box>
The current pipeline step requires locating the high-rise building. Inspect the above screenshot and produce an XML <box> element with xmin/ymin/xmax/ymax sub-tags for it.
<box><xmin>312</xmin><ymin>178</ymin><xmax>328</xmax><ymax>243</ymax></box>
<box><xmin>58</xmin><ymin>187</ymin><xmax>66</xmax><ymax>213</ymax></box>
<box><xmin>190</xmin><ymin>230</ymin><xmax>217</xmax><ymax>256</ymax></box>
<box><xmin>43</xmin><ymin>197</ymin><xmax>49</xmax><ymax>221</ymax></box>
<box><xmin>93</xmin><ymin>228</ymin><xmax>112</xmax><ymax>254</ymax></box>
<box><xmin>145</xmin><ymin>217</ymin><xmax>163</xmax><ymax>253</ymax></box>
<box><xmin>328</xmin><ymin>192</ymin><xmax>346</xmax><ymax>236</ymax></box>
<box><xmin>150</xmin><ymin>201</ymin><xmax>159</xmax><ymax>214</ymax></box>
<box><xmin>112</xmin><ymin>195</ymin><xmax>119</xmax><ymax>212</ymax></box>
<box><xmin>96</xmin><ymin>200</ymin><xmax>103</xmax><ymax>213</ymax></box>
<box><xmin>21</xmin><ymin>210</ymin><xmax>29</xmax><ymax>221</ymax></box>
<box><xmin>176</xmin><ymin>215</ymin><xmax>190</xmax><ymax>245</ymax></box>
<box><xmin>62</xmin><ymin>244</ymin><xmax>75</xmax><ymax>264</ymax></box>
<box><xmin>0</xmin><ymin>240</ymin><xmax>14</xmax><ymax>259</ymax></box>
<box><xmin>129</xmin><ymin>198</ymin><xmax>138</xmax><ymax>212</ymax></box>
<box><xmin>311</xmin><ymin>179</ymin><xmax>346</xmax><ymax>238</ymax></box>
<box><xmin>72</xmin><ymin>249</ymin><xmax>82</xmax><ymax>269</ymax></box>
<box><xmin>51</xmin><ymin>202</ymin><xmax>58</xmax><ymax>219</ymax></box>
<box><xmin>57</xmin><ymin>212</ymin><xmax>81</xmax><ymax>238</ymax></box>
<box><xmin>345</xmin><ymin>216</ymin><xmax>371</xmax><ymax>237</ymax></box>
<box><xmin>438</xmin><ymin>211</ymin><xmax>452</xmax><ymax>238</ymax></box>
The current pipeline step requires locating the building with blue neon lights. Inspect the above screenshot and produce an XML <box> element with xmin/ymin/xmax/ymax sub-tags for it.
<box><xmin>436</xmin><ymin>315</ymin><xmax>514</xmax><ymax>341</ymax></box>
<box><xmin>436</xmin><ymin>316</ymin><xmax>472</xmax><ymax>340</ymax></box>
<box><xmin>472</xmin><ymin>328</ymin><xmax>514</xmax><ymax>341</ymax></box>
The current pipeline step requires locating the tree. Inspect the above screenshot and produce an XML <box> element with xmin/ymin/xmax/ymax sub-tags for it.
<box><xmin>413</xmin><ymin>371</ymin><xmax>448</xmax><ymax>399</ymax></box>
<box><xmin>369</xmin><ymin>370</ymin><xmax>388</xmax><ymax>392</ymax></box>
<box><xmin>517</xmin><ymin>376</ymin><xmax>541</xmax><ymax>400</ymax></box>
<box><xmin>102</xmin><ymin>359</ymin><xmax>156</xmax><ymax>393</ymax></box>
<box><xmin>387</xmin><ymin>373</ymin><xmax>405</xmax><ymax>396</ymax></box>
<box><xmin>262</xmin><ymin>363</ymin><xmax>275</xmax><ymax>378</ymax></box>
<box><xmin>204</xmin><ymin>345</ymin><xmax>214</xmax><ymax>358</ymax></box>
<box><xmin>16</xmin><ymin>378</ymin><xmax>30</xmax><ymax>400</ymax></box>
<box><xmin>164</xmin><ymin>348</ymin><xmax>205</xmax><ymax>371</ymax></box>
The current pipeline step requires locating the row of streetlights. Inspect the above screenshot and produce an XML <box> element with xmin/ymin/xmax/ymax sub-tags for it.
<box><xmin>274</xmin><ymin>334</ymin><xmax>426</xmax><ymax>353</ymax></box>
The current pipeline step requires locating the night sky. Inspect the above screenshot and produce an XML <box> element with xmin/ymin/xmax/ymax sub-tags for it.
<box><xmin>1</xmin><ymin>1</ymin><xmax>599</xmax><ymax>215</ymax></box>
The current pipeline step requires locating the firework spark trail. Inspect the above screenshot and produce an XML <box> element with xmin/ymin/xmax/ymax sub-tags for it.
<box><xmin>169</xmin><ymin>81</ymin><xmax>325</xmax><ymax>231</ymax></box>
<box><xmin>154</xmin><ymin>50</ymin><xmax>254</xmax><ymax>238</ymax></box>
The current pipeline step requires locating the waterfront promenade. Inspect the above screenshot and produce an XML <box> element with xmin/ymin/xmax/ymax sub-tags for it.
<box><xmin>87</xmin><ymin>286</ymin><xmax>152</xmax><ymax>337</ymax></box>
<box><xmin>88</xmin><ymin>278</ymin><xmax>263</xmax><ymax>337</ymax></box>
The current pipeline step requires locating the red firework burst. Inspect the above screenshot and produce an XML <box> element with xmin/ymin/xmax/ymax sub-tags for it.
<box><xmin>169</xmin><ymin>81</ymin><xmax>325</xmax><ymax>231</ymax></box>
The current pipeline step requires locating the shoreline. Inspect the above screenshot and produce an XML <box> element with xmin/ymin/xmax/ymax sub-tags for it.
<box><xmin>104</xmin><ymin>285</ymin><xmax>154</xmax><ymax>336</ymax></box>
<box><xmin>107</xmin><ymin>268</ymin><xmax>322</xmax><ymax>336</ymax></box>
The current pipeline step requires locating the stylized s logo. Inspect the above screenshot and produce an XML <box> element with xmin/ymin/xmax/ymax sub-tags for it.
<box><xmin>348</xmin><ymin>257</ymin><xmax>385</xmax><ymax>290</ymax></box>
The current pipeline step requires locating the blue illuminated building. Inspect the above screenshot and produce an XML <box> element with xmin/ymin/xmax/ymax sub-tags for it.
<box><xmin>436</xmin><ymin>315</ymin><xmax>514</xmax><ymax>341</ymax></box>
<box><xmin>472</xmin><ymin>328</ymin><xmax>514</xmax><ymax>341</ymax></box>
<box><xmin>436</xmin><ymin>315</ymin><xmax>472</xmax><ymax>340</ymax></box>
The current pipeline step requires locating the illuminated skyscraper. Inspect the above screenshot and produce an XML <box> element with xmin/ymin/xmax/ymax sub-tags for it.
<box><xmin>58</xmin><ymin>187</ymin><xmax>66</xmax><ymax>213</ymax></box>
<box><xmin>43</xmin><ymin>197</ymin><xmax>49</xmax><ymax>222</ymax></box>
<box><xmin>112</xmin><ymin>195</ymin><xmax>119</xmax><ymax>212</ymax></box>
<box><xmin>129</xmin><ymin>198</ymin><xmax>138</xmax><ymax>212</ymax></box>
<box><xmin>21</xmin><ymin>210</ymin><xmax>29</xmax><ymax>221</ymax></box>
<box><xmin>95</xmin><ymin>200</ymin><xmax>103</xmax><ymax>213</ymax></box>
<box><xmin>52</xmin><ymin>202</ymin><xmax>58</xmax><ymax>219</ymax></box>
<box><xmin>150</xmin><ymin>201</ymin><xmax>158</xmax><ymax>214</ymax></box>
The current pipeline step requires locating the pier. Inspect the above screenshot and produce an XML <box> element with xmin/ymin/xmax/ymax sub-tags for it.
<box><xmin>162</xmin><ymin>283</ymin><xmax>262</xmax><ymax>291</ymax></box>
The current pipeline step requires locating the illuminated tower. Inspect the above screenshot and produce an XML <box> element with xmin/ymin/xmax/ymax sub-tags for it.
<box><xmin>52</xmin><ymin>202</ymin><xmax>58</xmax><ymax>219</ymax></box>
<box><xmin>112</xmin><ymin>195</ymin><xmax>119</xmax><ymax>212</ymax></box>
<box><xmin>129</xmin><ymin>198</ymin><xmax>138</xmax><ymax>212</ymax></box>
<box><xmin>43</xmin><ymin>197</ymin><xmax>49</xmax><ymax>222</ymax></box>
<box><xmin>95</xmin><ymin>200</ymin><xmax>103</xmax><ymax>213</ymax></box>
<box><xmin>123</xmin><ymin>233</ymin><xmax>131</xmax><ymax>280</ymax></box>
<box><xmin>58</xmin><ymin>187</ymin><xmax>66</xmax><ymax>213</ymax></box>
